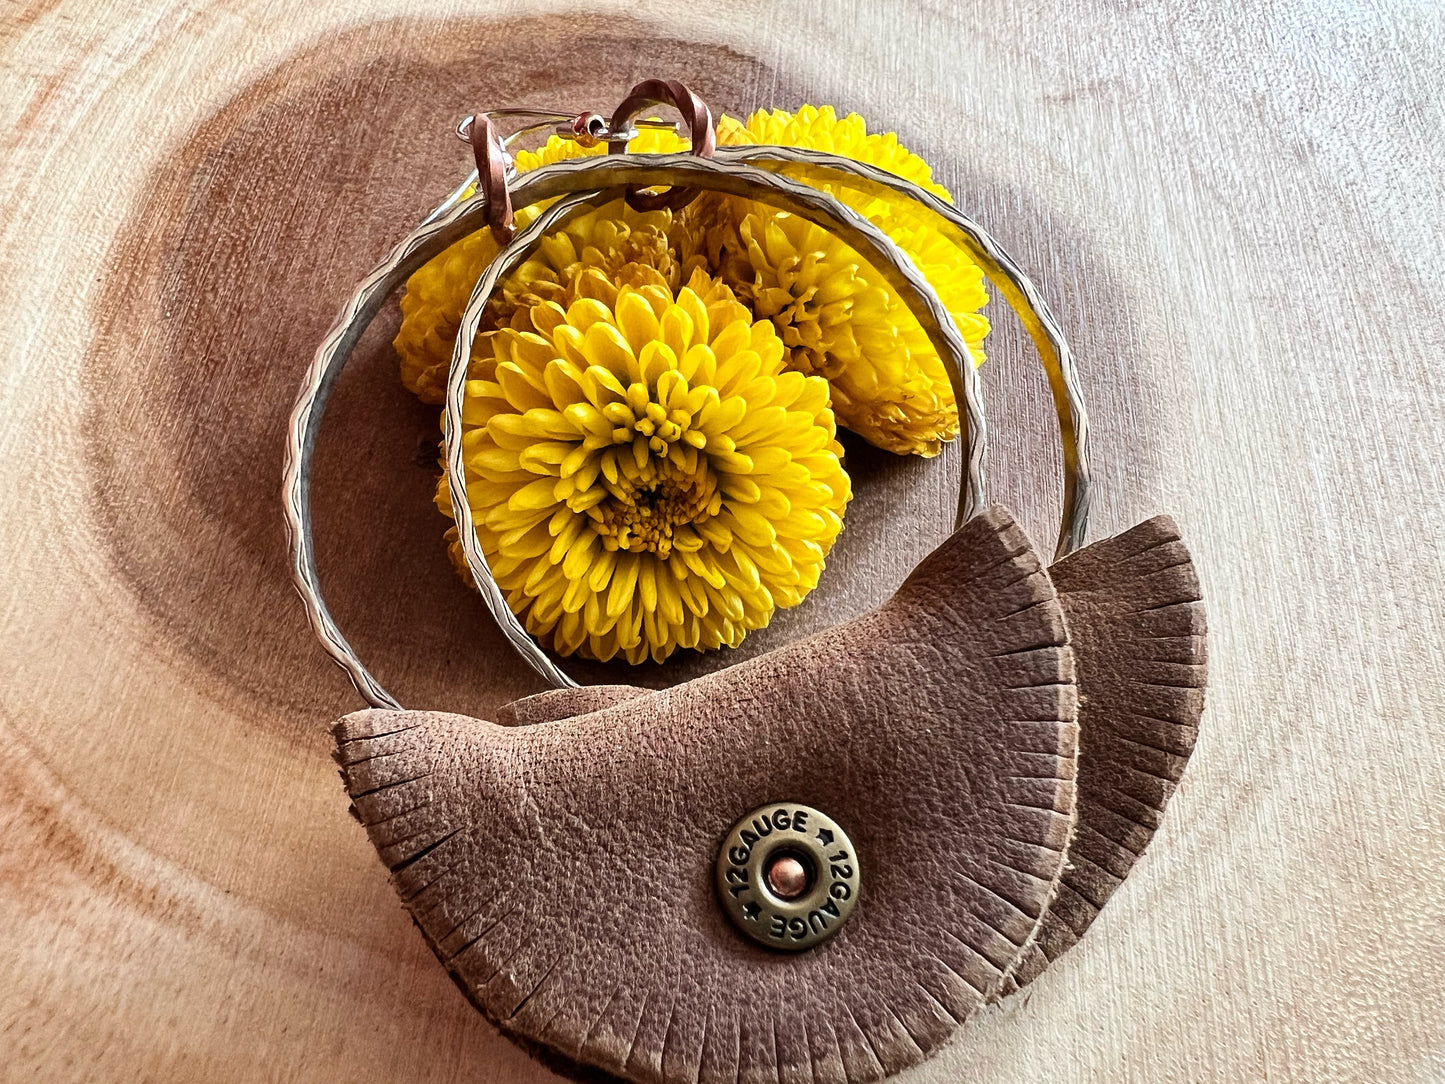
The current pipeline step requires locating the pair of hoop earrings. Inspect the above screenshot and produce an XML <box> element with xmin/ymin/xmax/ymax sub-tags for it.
<box><xmin>284</xmin><ymin>80</ymin><xmax>1205</xmax><ymax>1084</ymax></box>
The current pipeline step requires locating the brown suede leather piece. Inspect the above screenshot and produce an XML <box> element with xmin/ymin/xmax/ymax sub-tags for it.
<box><xmin>496</xmin><ymin>685</ymin><xmax>647</xmax><ymax>727</ymax></box>
<box><xmin>497</xmin><ymin>517</ymin><xmax>1210</xmax><ymax>1001</ymax></box>
<box><xmin>334</xmin><ymin>507</ymin><xmax>1078</xmax><ymax>1084</ymax></box>
<box><xmin>1000</xmin><ymin>515</ymin><xmax>1207</xmax><ymax>992</ymax></box>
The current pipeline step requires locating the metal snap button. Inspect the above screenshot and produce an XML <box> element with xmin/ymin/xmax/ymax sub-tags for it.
<box><xmin>715</xmin><ymin>803</ymin><xmax>859</xmax><ymax>951</ymax></box>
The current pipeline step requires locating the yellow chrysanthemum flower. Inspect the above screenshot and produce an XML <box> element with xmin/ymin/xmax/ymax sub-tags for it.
<box><xmin>395</xmin><ymin>105</ymin><xmax>987</xmax><ymax>663</ymax></box>
<box><xmin>704</xmin><ymin>105</ymin><xmax>991</xmax><ymax>457</ymax></box>
<box><xmin>444</xmin><ymin>270</ymin><xmax>850</xmax><ymax>664</ymax></box>
<box><xmin>718</xmin><ymin>208</ymin><xmax>965</xmax><ymax>451</ymax></box>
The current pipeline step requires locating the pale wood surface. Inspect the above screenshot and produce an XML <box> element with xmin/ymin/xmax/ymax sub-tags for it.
<box><xmin>2</xmin><ymin>1</ymin><xmax>1443</xmax><ymax>1081</ymax></box>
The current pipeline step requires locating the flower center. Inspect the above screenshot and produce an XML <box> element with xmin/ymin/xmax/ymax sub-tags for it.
<box><xmin>593</xmin><ymin>464</ymin><xmax>716</xmax><ymax>557</ymax></box>
<box><xmin>586</xmin><ymin>380</ymin><xmax>722</xmax><ymax>558</ymax></box>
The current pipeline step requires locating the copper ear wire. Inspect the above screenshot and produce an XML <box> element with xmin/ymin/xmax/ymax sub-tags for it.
<box><xmin>463</xmin><ymin>113</ymin><xmax>513</xmax><ymax>243</ymax></box>
<box><xmin>608</xmin><ymin>78</ymin><xmax>716</xmax><ymax>211</ymax></box>
<box><xmin>455</xmin><ymin>100</ymin><xmax>694</xmax><ymax>241</ymax></box>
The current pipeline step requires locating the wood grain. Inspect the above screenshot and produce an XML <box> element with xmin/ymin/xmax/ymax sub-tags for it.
<box><xmin>2</xmin><ymin>1</ymin><xmax>1443</xmax><ymax>1081</ymax></box>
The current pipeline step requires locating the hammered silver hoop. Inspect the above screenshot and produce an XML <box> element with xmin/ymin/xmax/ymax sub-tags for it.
<box><xmin>284</xmin><ymin>147</ymin><xmax>1090</xmax><ymax>707</ymax></box>
<box><xmin>445</xmin><ymin>161</ymin><xmax>986</xmax><ymax>687</ymax></box>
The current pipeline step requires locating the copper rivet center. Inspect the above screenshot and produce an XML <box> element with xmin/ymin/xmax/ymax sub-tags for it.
<box><xmin>766</xmin><ymin>855</ymin><xmax>809</xmax><ymax>899</ymax></box>
<box><xmin>715</xmin><ymin>803</ymin><xmax>860</xmax><ymax>951</ymax></box>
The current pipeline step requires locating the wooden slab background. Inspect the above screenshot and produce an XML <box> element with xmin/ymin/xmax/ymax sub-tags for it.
<box><xmin>2</xmin><ymin>1</ymin><xmax>1443</xmax><ymax>1080</ymax></box>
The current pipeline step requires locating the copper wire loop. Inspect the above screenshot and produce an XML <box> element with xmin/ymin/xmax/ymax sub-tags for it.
<box><xmin>467</xmin><ymin>113</ymin><xmax>514</xmax><ymax>242</ymax></box>
<box><xmin>608</xmin><ymin>78</ymin><xmax>716</xmax><ymax>211</ymax></box>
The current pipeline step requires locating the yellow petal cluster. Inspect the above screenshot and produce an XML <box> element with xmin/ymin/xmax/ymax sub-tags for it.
<box><xmin>445</xmin><ymin>270</ymin><xmax>850</xmax><ymax>664</ymax></box>
<box><xmin>726</xmin><ymin>105</ymin><xmax>951</xmax><ymax>200</ymax></box>
<box><xmin>702</xmin><ymin>105</ymin><xmax>991</xmax><ymax>457</ymax></box>
<box><xmin>396</xmin><ymin>126</ymin><xmax>696</xmax><ymax>404</ymax></box>
<box><xmin>395</xmin><ymin>221</ymin><xmax>506</xmax><ymax>404</ymax></box>
<box><xmin>396</xmin><ymin>194</ymin><xmax>698</xmax><ymax>403</ymax></box>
